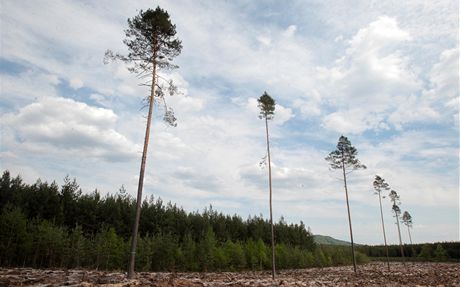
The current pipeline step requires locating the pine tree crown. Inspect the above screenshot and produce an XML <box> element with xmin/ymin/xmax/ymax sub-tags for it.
<box><xmin>325</xmin><ymin>135</ymin><xmax>366</xmax><ymax>170</ymax></box>
<box><xmin>373</xmin><ymin>175</ymin><xmax>390</xmax><ymax>194</ymax></box>
<box><xmin>257</xmin><ymin>92</ymin><xmax>276</xmax><ymax>120</ymax></box>
<box><xmin>105</xmin><ymin>6</ymin><xmax>182</xmax><ymax>72</ymax></box>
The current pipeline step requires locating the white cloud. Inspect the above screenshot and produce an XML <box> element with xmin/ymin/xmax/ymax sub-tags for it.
<box><xmin>428</xmin><ymin>48</ymin><xmax>458</xmax><ymax>100</ymax></box>
<box><xmin>0</xmin><ymin>0</ymin><xmax>144</xmax><ymax>104</ymax></box>
<box><xmin>293</xmin><ymin>98</ymin><xmax>321</xmax><ymax>117</ymax></box>
<box><xmin>387</xmin><ymin>95</ymin><xmax>440</xmax><ymax>129</ymax></box>
<box><xmin>386</xmin><ymin>47</ymin><xmax>459</xmax><ymax>128</ymax></box>
<box><xmin>283</xmin><ymin>25</ymin><xmax>297</xmax><ymax>37</ymax></box>
<box><xmin>160</xmin><ymin>72</ymin><xmax>205</xmax><ymax>114</ymax></box>
<box><xmin>336</xmin><ymin>16</ymin><xmax>418</xmax><ymax>102</ymax></box>
<box><xmin>257</xmin><ymin>35</ymin><xmax>272</xmax><ymax>46</ymax></box>
<box><xmin>273</xmin><ymin>104</ymin><xmax>294</xmax><ymax>125</ymax></box>
<box><xmin>169</xmin><ymin>1</ymin><xmax>317</xmax><ymax>107</ymax></box>
<box><xmin>347</xmin><ymin>16</ymin><xmax>411</xmax><ymax>53</ymax></box>
<box><xmin>317</xmin><ymin>16</ymin><xmax>438</xmax><ymax>133</ymax></box>
<box><xmin>69</xmin><ymin>78</ymin><xmax>84</xmax><ymax>89</ymax></box>
<box><xmin>245</xmin><ymin>97</ymin><xmax>293</xmax><ymax>125</ymax></box>
<box><xmin>316</xmin><ymin>0</ymin><xmax>457</xmax><ymax>50</ymax></box>
<box><xmin>423</xmin><ymin>48</ymin><xmax>459</xmax><ymax>124</ymax></box>
<box><xmin>322</xmin><ymin>111</ymin><xmax>369</xmax><ymax>134</ymax></box>
<box><xmin>89</xmin><ymin>93</ymin><xmax>110</xmax><ymax>107</ymax></box>
<box><xmin>2</xmin><ymin>97</ymin><xmax>139</xmax><ymax>162</ymax></box>
<box><xmin>359</xmin><ymin>130</ymin><xmax>458</xmax><ymax>208</ymax></box>
<box><xmin>0</xmin><ymin>69</ymin><xmax>60</xmax><ymax>110</ymax></box>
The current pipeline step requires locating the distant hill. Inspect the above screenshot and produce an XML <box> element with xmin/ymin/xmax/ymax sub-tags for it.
<box><xmin>313</xmin><ymin>235</ymin><xmax>352</xmax><ymax>246</ymax></box>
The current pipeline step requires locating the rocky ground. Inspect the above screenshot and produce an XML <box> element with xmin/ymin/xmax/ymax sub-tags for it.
<box><xmin>1</xmin><ymin>262</ymin><xmax>459</xmax><ymax>287</ymax></box>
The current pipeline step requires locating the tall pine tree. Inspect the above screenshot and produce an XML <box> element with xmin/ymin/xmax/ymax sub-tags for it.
<box><xmin>373</xmin><ymin>175</ymin><xmax>391</xmax><ymax>271</ymax></box>
<box><xmin>402</xmin><ymin>211</ymin><xmax>413</xmax><ymax>245</ymax></box>
<box><xmin>257</xmin><ymin>92</ymin><xmax>276</xmax><ymax>280</ymax></box>
<box><xmin>389</xmin><ymin>190</ymin><xmax>405</xmax><ymax>264</ymax></box>
<box><xmin>105</xmin><ymin>6</ymin><xmax>182</xmax><ymax>278</ymax></box>
<box><xmin>325</xmin><ymin>136</ymin><xmax>366</xmax><ymax>273</ymax></box>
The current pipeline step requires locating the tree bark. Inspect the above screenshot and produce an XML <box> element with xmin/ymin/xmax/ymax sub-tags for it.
<box><xmin>265</xmin><ymin>116</ymin><xmax>275</xmax><ymax>280</ymax></box>
<box><xmin>379</xmin><ymin>192</ymin><xmax>390</xmax><ymax>271</ymax></box>
<box><xmin>407</xmin><ymin>225</ymin><xmax>413</xmax><ymax>245</ymax></box>
<box><xmin>128</xmin><ymin>58</ymin><xmax>157</xmax><ymax>279</ymax></box>
<box><xmin>395</xmin><ymin>211</ymin><xmax>406</xmax><ymax>265</ymax></box>
<box><xmin>341</xmin><ymin>153</ymin><xmax>356</xmax><ymax>273</ymax></box>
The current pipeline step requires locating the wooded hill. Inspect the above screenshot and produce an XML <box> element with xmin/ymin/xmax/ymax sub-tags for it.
<box><xmin>313</xmin><ymin>235</ymin><xmax>352</xmax><ymax>246</ymax></box>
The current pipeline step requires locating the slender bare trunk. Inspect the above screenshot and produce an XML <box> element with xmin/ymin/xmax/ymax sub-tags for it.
<box><xmin>341</xmin><ymin>154</ymin><xmax>356</xmax><ymax>273</ymax></box>
<box><xmin>407</xmin><ymin>225</ymin><xmax>413</xmax><ymax>245</ymax></box>
<box><xmin>265</xmin><ymin>116</ymin><xmax>275</xmax><ymax>280</ymax></box>
<box><xmin>128</xmin><ymin>59</ymin><xmax>157</xmax><ymax>279</ymax></box>
<box><xmin>378</xmin><ymin>192</ymin><xmax>390</xmax><ymax>271</ymax></box>
<box><xmin>395</xmin><ymin>212</ymin><xmax>406</xmax><ymax>265</ymax></box>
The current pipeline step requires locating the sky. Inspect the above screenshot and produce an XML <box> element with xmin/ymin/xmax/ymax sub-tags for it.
<box><xmin>0</xmin><ymin>0</ymin><xmax>458</xmax><ymax>245</ymax></box>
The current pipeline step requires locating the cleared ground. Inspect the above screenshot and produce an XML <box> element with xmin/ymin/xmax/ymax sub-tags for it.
<box><xmin>1</xmin><ymin>262</ymin><xmax>459</xmax><ymax>286</ymax></box>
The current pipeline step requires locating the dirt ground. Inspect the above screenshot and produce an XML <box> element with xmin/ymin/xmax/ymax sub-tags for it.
<box><xmin>1</xmin><ymin>262</ymin><xmax>459</xmax><ymax>287</ymax></box>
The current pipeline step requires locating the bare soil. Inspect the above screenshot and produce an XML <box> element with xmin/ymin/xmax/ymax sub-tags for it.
<box><xmin>1</xmin><ymin>262</ymin><xmax>459</xmax><ymax>287</ymax></box>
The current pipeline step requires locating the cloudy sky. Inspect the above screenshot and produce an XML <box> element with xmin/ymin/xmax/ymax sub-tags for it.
<box><xmin>1</xmin><ymin>0</ymin><xmax>458</xmax><ymax>244</ymax></box>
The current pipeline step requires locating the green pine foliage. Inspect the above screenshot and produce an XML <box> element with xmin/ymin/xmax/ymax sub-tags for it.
<box><xmin>418</xmin><ymin>244</ymin><xmax>433</xmax><ymax>260</ymax></box>
<box><xmin>356</xmin><ymin>242</ymin><xmax>459</xmax><ymax>262</ymax></box>
<box><xmin>224</xmin><ymin>240</ymin><xmax>246</xmax><ymax>270</ymax></box>
<box><xmin>0</xmin><ymin>206</ymin><xmax>28</xmax><ymax>266</ymax></box>
<box><xmin>434</xmin><ymin>244</ymin><xmax>449</xmax><ymax>262</ymax></box>
<box><xmin>0</xmin><ymin>171</ymin><xmax>372</xmax><ymax>271</ymax></box>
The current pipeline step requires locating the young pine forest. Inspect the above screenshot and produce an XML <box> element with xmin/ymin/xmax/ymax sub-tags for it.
<box><xmin>0</xmin><ymin>170</ymin><xmax>368</xmax><ymax>272</ymax></box>
<box><xmin>1</xmin><ymin>171</ymin><xmax>457</xmax><ymax>273</ymax></box>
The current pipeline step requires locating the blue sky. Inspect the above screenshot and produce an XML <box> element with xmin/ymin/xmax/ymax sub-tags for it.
<box><xmin>0</xmin><ymin>0</ymin><xmax>458</xmax><ymax>244</ymax></box>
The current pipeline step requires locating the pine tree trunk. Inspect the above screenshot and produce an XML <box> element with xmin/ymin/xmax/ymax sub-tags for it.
<box><xmin>128</xmin><ymin>58</ymin><xmax>157</xmax><ymax>279</ymax></box>
<box><xmin>341</xmin><ymin>154</ymin><xmax>356</xmax><ymax>273</ymax></box>
<box><xmin>265</xmin><ymin>116</ymin><xmax>275</xmax><ymax>280</ymax></box>
<box><xmin>395</xmin><ymin>211</ymin><xmax>406</xmax><ymax>265</ymax></box>
<box><xmin>379</xmin><ymin>192</ymin><xmax>390</xmax><ymax>271</ymax></box>
<box><xmin>407</xmin><ymin>225</ymin><xmax>413</xmax><ymax>245</ymax></box>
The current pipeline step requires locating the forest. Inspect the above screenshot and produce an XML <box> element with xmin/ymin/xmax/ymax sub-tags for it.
<box><xmin>1</xmin><ymin>170</ymin><xmax>456</xmax><ymax>273</ymax></box>
<box><xmin>357</xmin><ymin>242</ymin><xmax>460</xmax><ymax>262</ymax></box>
<box><xmin>0</xmin><ymin>170</ymin><xmax>370</xmax><ymax>271</ymax></box>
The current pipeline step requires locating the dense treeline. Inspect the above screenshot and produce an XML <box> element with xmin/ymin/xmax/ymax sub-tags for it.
<box><xmin>0</xmin><ymin>171</ymin><xmax>368</xmax><ymax>271</ymax></box>
<box><xmin>0</xmin><ymin>171</ymin><xmax>313</xmax><ymax>248</ymax></box>
<box><xmin>357</xmin><ymin>242</ymin><xmax>460</xmax><ymax>261</ymax></box>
